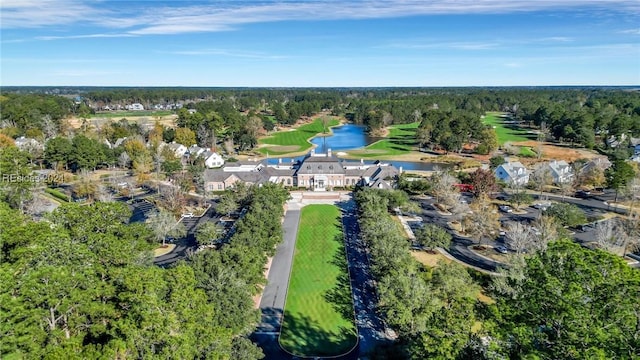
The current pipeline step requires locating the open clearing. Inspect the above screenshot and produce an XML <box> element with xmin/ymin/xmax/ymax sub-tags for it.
<box><xmin>66</xmin><ymin>113</ymin><xmax>177</xmax><ymax>129</ymax></box>
<box><xmin>279</xmin><ymin>204</ymin><xmax>357</xmax><ymax>357</ymax></box>
<box><xmin>411</xmin><ymin>250</ymin><xmax>452</xmax><ymax>267</ymax></box>
<box><xmin>483</xmin><ymin>112</ymin><xmax>532</xmax><ymax>145</ymax></box>
<box><xmin>258</xmin><ymin>117</ymin><xmax>340</xmax><ymax>155</ymax></box>
<box><xmin>350</xmin><ymin>122</ymin><xmax>418</xmax><ymax>158</ymax></box>
<box><xmin>511</xmin><ymin>140</ymin><xmax>601</xmax><ymax>163</ymax></box>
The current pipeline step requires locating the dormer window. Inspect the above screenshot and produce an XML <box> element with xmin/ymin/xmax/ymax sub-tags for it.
<box><xmin>329</xmin><ymin>165</ymin><xmax>333</xmax><ymax>170</ymax></box>
<box><xmin>318</xmin><ymin>165</ymin><xmax>322</xmax><ymax>169</ymax></box>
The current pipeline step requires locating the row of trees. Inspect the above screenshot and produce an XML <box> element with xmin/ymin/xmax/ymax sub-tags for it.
<box><xmin>355</xmin><ymin>188</ymin><xmax>481</xmax><ymax>359</ymax></box>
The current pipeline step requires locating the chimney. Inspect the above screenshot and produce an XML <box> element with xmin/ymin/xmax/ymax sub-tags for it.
<box><xmin>278</xmin><ymin>158</ymin><xmax>282</xmax><ymax>164</ymax></box>
<box><xmin>327</xmin><ymin>148</ymin><xmax>332</xmax><ymax>157</ymax></box>
<box><xmin>399</xmin><ymin>166</ymin><xmax>403</xmax><ymax>174</ymax></box>
<box><xmin>311</xmin><ymin>149</ymin><xmax>315</xmax><ymax>156</ymax></box>
<box><xmin>360</xmin><ymin>158</ymin><xmax>364</xmax><ymax>164</ymax></box>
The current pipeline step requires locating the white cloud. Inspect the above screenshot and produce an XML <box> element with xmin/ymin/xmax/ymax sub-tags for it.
<box><xmin>163</xmin><ymin>48</ymin><xmax>288</xmax><ymax>60</ymax></box>
<box><xmin>385</xmin><ymin>41</ymin><xmax>500</xmax><ymax>50</ymax></box>
<box><xmin>0</xmin><ymin>0</ymin><xmax>106</xmax><ymax>28</ymax></box>
<box><xmin>35</xmin><ymin>33</ymin><xmax>137</xmax><ymax>41</ymax></box>
<box><xmin>2</xmin><ymin>0</ymin><xmax>639</xmax><ymax>33</ymax></box>
<box><xmin>620</xmin><ymin>28</ymin><xmax>640</xmax><ymax>35</ymax></box>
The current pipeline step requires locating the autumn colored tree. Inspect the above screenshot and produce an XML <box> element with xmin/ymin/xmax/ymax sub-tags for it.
<box><xmin>469</xmin><ymin>168</ymin><xmax>498</xmax><ymax>197</ymax></box>
<box><xmin>175</xmin><ymin>127</ymin><xmax>197</xmax><ymax>147</ymax></box>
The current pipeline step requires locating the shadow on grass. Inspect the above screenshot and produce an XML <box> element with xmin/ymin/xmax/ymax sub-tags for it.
<box><xmin>279</xmin><ymin>311</ymin><xmax>358</xmax><ymax>358</ymax></box>
<box><xmin>325</xmin><ymin>232</ymin><xmax>357</xmax><ymax>321</ymax></box>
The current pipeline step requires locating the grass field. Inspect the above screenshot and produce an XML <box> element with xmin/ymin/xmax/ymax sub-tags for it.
<box><xmin>518</xmin><ymin>146</ymin><xmax>537</xmax><ymax>157</ymax></box>
<box><xmin>279</xmin><ymin>205</ymin><xmax>357</xmax><ymax>357</ymax></box>
<box><xmin>91</xmin><ymin>110</ymin><xmax>173</xmax><ymax>118</ymax></box>
<box><xmin>258</xmin><ymin>118</ymin><xmax>340</xmax><ymax>155</ymax></box>
<box><xmin>483</xmin><ymin>112</ymin><xmax>531</xmax><ymax>145</ymax></box>
<box><xmin>349</xmin><ymin>122</ymin><xmax>418</xmax><ymax>158</ymax></box>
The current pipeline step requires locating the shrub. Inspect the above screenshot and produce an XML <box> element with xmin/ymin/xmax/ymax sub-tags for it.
<box><xmin>45</xmin><ymin>188</ymin><xmax>70</xmax><ymax>202</ymax></box>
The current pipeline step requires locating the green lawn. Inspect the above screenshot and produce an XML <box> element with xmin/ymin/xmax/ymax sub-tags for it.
<box><xmin>258</xmin><ymin>118</ymin><xmax>340</xmax><ymax>155</ymax></box>
<box><xmin>279</xmin><ymin>205</ymin><xmax>357</xmax><ymax>357</ymax></box>
<box><xmin>349</xmin><ymin>122</ymin><xmax>419</xmax><ymax>158</ymax></box>
<box><xmin>90</xmin><ymin>110</ymin><xmax>173</xmax><ymax>118</ymax></box>
<box><xmin>483</xmin><ymin>112</ymin><xmax>530</xmax><ymax>145</ymax></box>
<box><xmin>519</xmin><ymin>146</ymin><xmax>537</xmax><ymax>157</ymax></box>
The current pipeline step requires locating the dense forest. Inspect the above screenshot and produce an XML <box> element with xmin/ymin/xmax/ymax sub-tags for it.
<box><xmin>1</xmin><ymin>87</ymin><xmax>639</xmax><ymax>157</ymax></box>
<box><xmin>0</xmin><ymin>183</ymin><xmax>289</xmax><ymax>359</ymax></box>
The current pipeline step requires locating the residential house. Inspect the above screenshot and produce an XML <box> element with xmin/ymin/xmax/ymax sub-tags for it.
<box><xmin>127</xmin><ymin>103</ymin><xmax>144</xmax><ymax>111</ymax></box>
<box><xmin>580</xmin><ymin>157</ymin><xmax>612</xmax><ymax>174</ymax></box>
<box><xmin>166</xmin><ymin>142</ymin><xmax>188</xmax><ymax>157</ymax></box>
<box><xmin>203</xmin><ymin>151</ymin><xmax>225</xmax><ymax>168</ymax></box>
<box><xmin>495</xmin><ymin>161</ymin><xmax>530</xmax><ymax>186</ymax></box>
<box><xmin>543</xmin><ymin>160</ymin><xmax>574</xmax><ymax>184</ymax></box>
<box><xmin>187</xmin><ymin>145</ymin><xmax>206</xmax><ymax>158</ymax></box>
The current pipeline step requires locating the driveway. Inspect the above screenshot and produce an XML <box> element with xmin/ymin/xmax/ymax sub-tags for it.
<box><xmin>251</xmin><ymin>204</ymin><xmax>301</xmax><ymax>360</ymax></box>
<box><xmin>252</xmin><ymin>193</ymin><xmax>391</xmax><ymax>359</ymax></box>
<box><xmin>339</xmin><ymin>199</ymin><xmax>391</xmax><ymax>356</ymax></box>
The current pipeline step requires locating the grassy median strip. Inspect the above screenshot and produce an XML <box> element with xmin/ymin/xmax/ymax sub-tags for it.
<box><xmin>279</xmin><ymin>204</ymin><xmax>357</xmax><ymax>357</ymax></box>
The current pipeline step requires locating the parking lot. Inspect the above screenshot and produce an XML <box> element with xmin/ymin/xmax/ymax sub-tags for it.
<box><xmin>409</xmin><ymin>192</ymin><xmax>627</xmax><ymax>270</ymax></box>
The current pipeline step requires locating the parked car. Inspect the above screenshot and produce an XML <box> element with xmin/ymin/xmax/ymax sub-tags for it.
<box><xmin>495</xmin><ymin>246</ymin><xmax>508</xmax><ymax>254</ymax></box>
<box><xmin>575</xmin><ymin>190</ymin><xmax>591</xmax><ymax>198</ymax></box>
<box><xmin>499</xmin><ymin>205</ymin><xmax>513</xmax><ymax>213</ymax></box>
<box><xmin>181</xmin><ymin>213</ymin><xmax>194</xmax><ymax>218</ymax></box>
<box><xmin>533</xmin><ymin>203</ymin><xmax>551</xmax><ymax>211</ymax></box>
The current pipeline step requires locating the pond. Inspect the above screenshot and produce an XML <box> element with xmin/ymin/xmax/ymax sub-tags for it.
<box><xmin>267</xmin><ymin>123</ymin><xmax>452</xmax><ymax>172</ymax></box>
<box><xmin>310</xmin><ymin>123</ymin><xmax>378</xmax><ymax>152</ymax></box>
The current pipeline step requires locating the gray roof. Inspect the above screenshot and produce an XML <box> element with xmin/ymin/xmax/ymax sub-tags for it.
<box><xmin>204</xmin><ymin>168</ymin><xmax>268</xmax><ymax>184</ymax></box>
<box><xmin>265</xmin><ymin>167</ymin><xmax>295</xmax><ymax>177</ymax></box>
<box><xmin>295</xmin><ymin>155</ymin><xmax>345</xmax><ymax>175</ymax></box>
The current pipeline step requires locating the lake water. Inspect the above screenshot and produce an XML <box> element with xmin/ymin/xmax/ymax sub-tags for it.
<box><xmin>268</xmin><ymin>123</ymin><xmax>451</xmax><ymax>172</ymax></box>
<box><xmin>310</xmin><ymin>124</ymin><xmax>378</xmax><ymax>152</ymax></box>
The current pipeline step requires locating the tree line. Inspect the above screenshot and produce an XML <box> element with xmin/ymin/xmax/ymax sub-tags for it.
<box><xmin>2</xmin><ymin>88</ymin><xmax>638</xmax><ymax>157</ymax></box>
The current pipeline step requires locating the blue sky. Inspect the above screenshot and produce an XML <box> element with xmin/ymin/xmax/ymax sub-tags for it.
<box><xmin>1</xmin><ymin>1</ymin><xmax>639</xmax><ymax>86</ymax></box>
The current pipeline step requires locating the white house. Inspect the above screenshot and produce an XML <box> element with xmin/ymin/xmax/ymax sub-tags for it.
<box><xmin>203</xmin><ymin>151</ymin><xmax>225</xmax><ymax>168</ymax></box>
<box><xmin>187</xmin><ymin>145</ymin><xmax>206</xmax><ymax>158</ymax></box>
<box><xmin>495</xmin><ymin>161</ymin><xmax>530</xmax><ymax>186</ymax></box>
<box><xmin>166</xmin><ymin>142</ymin><xmax>188</xmax><ymax>157</ymax></box>
<box><xmin>127</xmin><ymin>103</ymin><xmax>144</xmax><ymax>111</ymax></box>
<box><xmin>543</xmin><ymin>160</ymin><xmax>574</xmax><ymax>184</ymax></box>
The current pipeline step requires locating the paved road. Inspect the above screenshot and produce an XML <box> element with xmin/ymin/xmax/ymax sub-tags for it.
<box><xmin>252</xmin><ymin>197</ymin><xmax>391</xmax><ymax>359</ymax></box>
<box><xmin>413</xmin><ymin>192</ymin><xmax>632</xmax><ymax>272</ymax></box>
<box><xmin>251</xmin><ymin>206</ymin><xmax>301</xmax><ymax>360</ymax></box>
<box><xmin>154</xmin><ymin>205</ymin><xmax>218</xmax><ymax>267</ymax></box>
<box><xmin>339</xmin><ymin>199</ymin><xmax>390</xmax><ymax>356</ymax></box>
